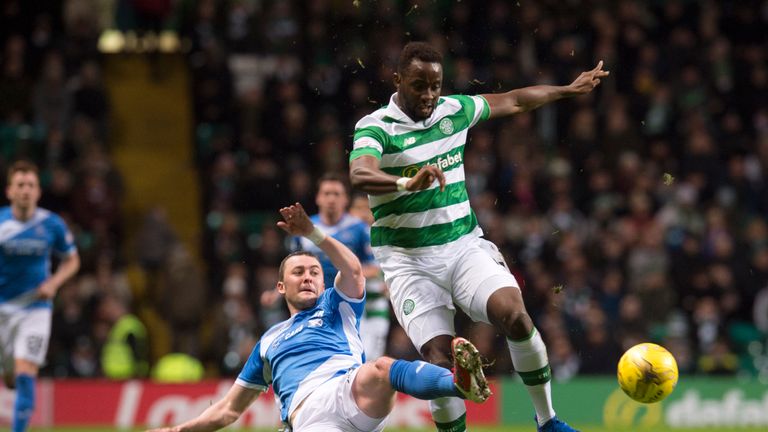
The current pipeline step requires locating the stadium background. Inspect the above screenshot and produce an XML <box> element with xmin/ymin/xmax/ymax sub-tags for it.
<box><xmin>0</xmin><ymin>0</ymin><xmax>766</xmax><ymax>430</ymax></box>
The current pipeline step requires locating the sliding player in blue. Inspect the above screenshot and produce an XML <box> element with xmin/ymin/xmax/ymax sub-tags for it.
<box><xmin>147</xmin><ymin>202</ymin><xmax>490</xmax><ymax>432</ymax></box>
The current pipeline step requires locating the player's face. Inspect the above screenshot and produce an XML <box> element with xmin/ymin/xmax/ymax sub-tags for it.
<box><xmin>395</xmin><ymin>59</ymin><xmax>443</xmax><ymax>121</ymax></box>
<box><xmin>6</xmin><ymin>171</ymin><xmax>41</xmax><ymax>211</ymax></box>
<box><xmin>278</xmin><ymin>255</ymin><xmax>325</xmax><ymax>312</ymax></box>
<box><xmin>316</xmin><ymin>180</ymin><xmax>348</xmax><ymax>217</ymax></box>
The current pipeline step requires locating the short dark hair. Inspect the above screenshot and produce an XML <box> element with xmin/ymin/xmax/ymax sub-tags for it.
<box><xmin>7</xmin><ymin>160</ymin><xmax>39</xmax><ymax>184</ymax></box>
<box><xmin>397</xmin><ymin>42</ymin><xmax>443</xmax><ymax>75</ymax></box>
<box><xmin>317</xmin><ymin>172</ymin><xmax>350</xmax><ymax>196</ymax></box>
<box><xmin>278</xmin><ymin>251</ymin><xmax>320</xmax><ymax>282</ymax></box>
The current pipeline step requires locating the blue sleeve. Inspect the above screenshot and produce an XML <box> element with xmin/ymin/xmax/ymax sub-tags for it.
<box><xmin>327</xmin><ymin>287</ymin><xmax>366</xmax><ymax>320</ymax></box>
<box><xmin>51</xmin><ymin>215</ymin><xmax>76</xmax><ymax>256</ymax></box>
<box><xmin>291</xmin><ymin>236</ymin><xmax>303</xmax><ymax>252</ymax></box>
<box><xmin>358</xmin><ymin>224</ymin><xmax>375</xmax><ymax>265</ymax></box>
<box><xmin>236</xmin><ymin>341</ymin><xmax>269</xmax><ymax>389</ymax></box>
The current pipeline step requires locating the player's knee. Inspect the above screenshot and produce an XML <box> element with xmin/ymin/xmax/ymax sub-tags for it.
<box><xmin>420</xmin><ymin>344</ymin><xmax>452</xmax><ymax>369</ymax></box>
<box><xmin>498</xmin><ymin>309</ymin><xmax>533</xmax><ymax>338</ymax></box>
<box><xmin>373</xmin><ymin>356</ymin><xmax>394</xmax><ymax>379</ymax></box>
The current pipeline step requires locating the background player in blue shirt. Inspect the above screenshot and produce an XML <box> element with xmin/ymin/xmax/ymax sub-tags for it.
<box><xmin>147</xmin><ymin>203</ymin><xmax>489</xmax><ymax>432</ymax></box>
<box><xmin>1</xmin><ymin>160</ymin><xmax>80</xmax><ymax>432</ymax></box>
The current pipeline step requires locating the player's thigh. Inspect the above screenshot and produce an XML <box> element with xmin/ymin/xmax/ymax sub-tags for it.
<box><xmin>452</xmin><ymin>238</ymin><xmax>520</xmax><ymax>324</ymax></box>
<box><xmin>292</xmin><ymin>368</ymin><xmax>388</xmax><ymax>432</ymax></box>
<box><xmin>13</xmin><ymin>308</ymin><xmax>52</xmax><ymax>365</ymax></box>
<box><xmin>351</xmin><ymin>358</ymin><xmax>395</xmax><ymax>418</ymax></box>
<box><xmin>0</xmin><ymin>310</ymin><xmax>16</xmax><ymax>369</ymax></box>
<box><xmin>388</xmin><ymin>273</ymin><xmax>455</xmax><ymax>352</ymax></box>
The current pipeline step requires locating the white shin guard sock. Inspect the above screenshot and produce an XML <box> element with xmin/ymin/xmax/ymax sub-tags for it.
<box><xmin>430</xmin><ymin>396</ymin><xmax>467</xmax><ymax>432</ymax></box>
<box><xmin>507</xmin><ymin>328</ymin><xmax>556</xmax><ymax>425</ymax></box>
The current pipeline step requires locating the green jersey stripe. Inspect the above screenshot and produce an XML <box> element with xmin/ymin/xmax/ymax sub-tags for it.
<box><xmin>368</xmin><ymin>166</ymin><xmax>465</xmax><ymax>209</ymax></box>
<box><xmin>371</xmin><ymin>181</ymin><xmax>468</xmax><ymax>219</ymax></box>
<box><xmin>477</xmin><ymin>95</ymin><xmax>491</xmax><ymax>121</ymax></box>
<box><xmin>376</xmin><ymin>201</ymin><xmax>471</xmax><ymax>229</ymax></box>
<box><xmin>349</xmin><ymin>147</ymin><xmax>382</xmax><ymax>160</ymax></box>
<box><xmin>384</xmin><ymin>110</ymin><xmax>470</xmax><ymax>153</ymax></box>
<box><xmin>364</xmin><ymin>310</ymin><xmax>391</xmax><ymax>319</ymax></box>
<box><xmin>370</xmin><ymin>213</ymin><xmax>478</xmax><ymax>248</ymax></box>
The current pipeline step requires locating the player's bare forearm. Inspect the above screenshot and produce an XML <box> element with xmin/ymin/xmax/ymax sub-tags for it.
<box><xmin>362</xmin><ymin>263</ymin><xmax>381</xmax><ymax>279</ymax></box>
<box><xmin>39</xmin><ymin>252</ymin><xmax>80</xmax><ymax>299</ymax></box>
<box><xmin>483</xmin><ymin>85</ymin><xmax>572</xmax><ymax>117</ymax></box>
<box><xmin>350</xmin><ymin>155</ymin><xmax>446</xmax><ymax>193</ymax></box>
<box><xmin>318</xmin><ymin>235</ymin><xmax>365</xmax><ymax>299</ymax></box>
<box><xmin>53</xmin><ymin>252</ymin><xmax>80</xmax><ymax>286</ymax></box>
<box><xmin>350</xmin><ymin>157</ymin><xmax>401</xmax><ymax>194</ymax></box>
<box><xmin>146</xmin><ymin>404</ymin><xmax>237</xmax><ymax>432</ymax></box>
<box><xmin>147</xmin><ymin>386</ymin><xmax>261</xmax><ymax>432</ymax></box>
<box><xmin>484</xmin><ymin>61</ymin><xmax>609</xmax><ymax>118</ymax></box>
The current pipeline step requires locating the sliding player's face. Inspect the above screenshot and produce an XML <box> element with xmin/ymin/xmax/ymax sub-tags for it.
<box><xmin>395</xmin><ymin>59</ymin><xmax>443</xmax><ymax>121</ymax></box>
<box><xmin>278</xmin><ymin>255</ymin><xmax>325</xmax><ymax>311</ymax></box>
<box><xmin>6</xmin><ymin>171</ymin><xmax>41</xmax><ymax>212</ymax></box>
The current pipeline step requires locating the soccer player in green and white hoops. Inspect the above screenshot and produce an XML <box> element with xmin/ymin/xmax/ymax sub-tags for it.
<box><xmin>349</xmin><ymin>42</ymin><xmax>609</xmax><ymax>432</ymax></box>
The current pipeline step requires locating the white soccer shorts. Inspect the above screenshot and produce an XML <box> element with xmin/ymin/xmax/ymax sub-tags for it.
<box><xmin>0</xmin><ymin>307</ymin><xmax>52</xmax><ymax>367</ymax></box>
<box><xmin>380</xmin><ymin>235</ymin><xmax>519</xmax><ymax>351</ymax></box>
<box><xmin>290</xmin><ymin>367</ymin><xmax>388</xmax><ymax>431</ymax></box>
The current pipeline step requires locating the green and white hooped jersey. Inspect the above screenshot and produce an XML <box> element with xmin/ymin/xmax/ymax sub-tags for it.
<box><xmin>350</xmin><ymin>93</ymin><xmax>490</xmax><ymax>254</ymax></box>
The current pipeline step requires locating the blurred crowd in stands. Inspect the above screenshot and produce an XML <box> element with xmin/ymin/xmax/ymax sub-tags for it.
<box><xmin>2</xmin><ymin>0</ymin><xmax>767</xmax><ymax>382</ymax></box>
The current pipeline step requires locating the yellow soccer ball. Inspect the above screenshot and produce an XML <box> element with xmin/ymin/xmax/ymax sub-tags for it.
<box><xmin>617</xmin><ymin>343</ymin><xmax>679</xmax><ymax>403</ymax></box>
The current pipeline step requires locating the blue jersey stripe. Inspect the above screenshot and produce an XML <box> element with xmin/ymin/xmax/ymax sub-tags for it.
<box><xmin>0</xmin><ymin>207</ymin><xmax>77</xmax><ymax>307</ymax></box>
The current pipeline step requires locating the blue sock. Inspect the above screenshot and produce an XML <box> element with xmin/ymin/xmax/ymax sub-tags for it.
<box><xmin>389</xmin><ymin>360</ymin><xmax>459</xmax><ymax>400</ymax></box>
<box><xmin>13</xmin><ymin>374</ymin><xmax>35</xmax><ymax>432</ymax></box>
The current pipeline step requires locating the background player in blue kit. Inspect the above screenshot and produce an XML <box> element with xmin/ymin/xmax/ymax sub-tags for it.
<box><xmin>292</xmin><ymin>174</ymin><xmax>375</xmax><ymax>291</ymax></box>
<box><xmin>1</xmin><ymin>160</ymin><xmax>80</xmax><ymax>432</ymax></box>
<box><xmin>147</xmin><ymin>203</ymin><xmax>489</xmax><ymax>432</ymax></box>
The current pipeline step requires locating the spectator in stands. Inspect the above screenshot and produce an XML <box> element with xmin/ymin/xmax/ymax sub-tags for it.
<box><xmin>99</xmin><ymin>293</ymin><xmax>149</xmax><ymax>379</ymax></box>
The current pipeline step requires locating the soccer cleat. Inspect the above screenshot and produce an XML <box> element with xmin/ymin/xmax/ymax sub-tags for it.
<box><xmin>536</xmin><ymin>416</ymin><xmax>580</xmax><ymax>432</ymax></box>
<box><xmin>451</xmin><ymin>337</ymin><xmax>491</xmax><ymax>403</ymax></box>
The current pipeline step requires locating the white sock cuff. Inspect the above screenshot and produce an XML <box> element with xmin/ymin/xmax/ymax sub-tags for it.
<box><xmin>429</xmin><ymin>396</ymin><xmax>466</xmax><ymax>423</ymax></box>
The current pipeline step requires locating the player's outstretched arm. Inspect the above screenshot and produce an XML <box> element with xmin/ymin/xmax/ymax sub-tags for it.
<box><xmin>482</xmin><ymin>61</ymin><xmax>610</xmax><ymax>119</ymax></box>
<box><xmin>277</xmin><ymin>203</ymin><xmax>365</xmax><ymax>299</ymax></box>
<box><xmin>37</xmin><ymin>251</ymin><xmax>80</xmax><ymax>300</ymax></box>
<box><xmin>350</xmin><ymin>155</ymin><xmax>445</xmax><ymax>195</ymax></box>
<box><xmin>145</xmin><ymin>384</ymin><xmax>262</xmax><ymax>432</ymax></box>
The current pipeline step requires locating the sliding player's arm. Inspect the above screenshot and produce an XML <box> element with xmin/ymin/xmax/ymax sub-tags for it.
<box><xmin>277</xmin><ymin>203</ymin><xmax>365</xmax><ymax>299</ymax></box>
<box><xmin>145</xmin><ymin>384</ymin><xmax>263</xmax><ymax>432</ymax></box>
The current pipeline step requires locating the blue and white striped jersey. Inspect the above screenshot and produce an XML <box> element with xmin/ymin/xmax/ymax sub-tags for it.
<box><xmin>293</xmin><ymin>213</ymin><xmax>374</xmax><ymax>289</ymax></box>
<box><xmin>235</xmin><ymin>287</ymin><xmax>366</xmax><ymax>424</ymax></box>
<box><xmin>0</xmin><ymin>207</ymin><xmax>77</xmax><ymax>309</ymax></box>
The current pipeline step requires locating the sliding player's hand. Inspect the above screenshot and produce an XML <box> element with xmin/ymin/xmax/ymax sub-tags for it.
<box><xmin>276</xmin><ymin>203</ymin><xmax>314</xmax><ymax>236</ymax></box>
<box><xmin>407</xmin><ymin>165</ymin><xmax>446</xmax><ymax>192</ymax></box>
